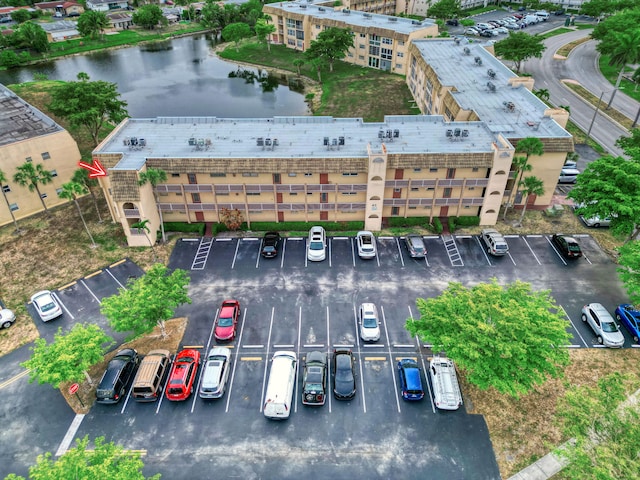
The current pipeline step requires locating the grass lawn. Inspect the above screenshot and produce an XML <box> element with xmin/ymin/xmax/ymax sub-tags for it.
<box><xmin>218</xmin><ymin>40</ymin><xmax>418</xmax><ymax>121</ymax></box>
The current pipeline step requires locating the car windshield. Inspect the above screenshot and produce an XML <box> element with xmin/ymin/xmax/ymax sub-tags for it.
<box><xmin>218</xmin><ymin>315</ymin><xmax>233</xmax><ymax>327</ymax></box>
<box><xmin>602</xmin><ymin>321</ymin><xmax>619</xmax><ymax>333</ymax></box>
<box><xmin>568</xmin><ymin>243</ymin><xmax>581</xmax><ymax>252</ymax></box>
<box><xmin>305</xmin><ymin>383</ymin><xmax>323</xmax><ymax>391</ymax></box>
<box><xmin>363</xmin><ymin>316</ymin><xmax>377</xmax><ymax>328</ymax></box>
<box><xmin>39</xmin><ymin>299</ymin><xmax>56</xmax><ymax>311</ymax></box>
<box><xmin>310</xmin><ymin>241</ymin><xmax>324</xmax><ymax>250</ymax></box>
<box><xmin>263</xmin><ymin>246</ymin><xmax>275</xmax><ymax>253</ymax></box>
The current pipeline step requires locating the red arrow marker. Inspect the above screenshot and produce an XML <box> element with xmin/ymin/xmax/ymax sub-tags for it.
<box><xmin>78</xmin><ymin>158</ymin><xmax>107</xmax><ymax>178</ymax></box>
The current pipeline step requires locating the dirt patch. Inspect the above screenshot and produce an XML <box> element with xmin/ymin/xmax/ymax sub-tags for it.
<box><xmin>464</xmin><ymin>348</ymin><xmax>640</xmax><ymax>478</ymax></box>
<box><xmin>59</xmin><ymin>317</ymin><xmax>188</xmax><ymax>414</ymax></box>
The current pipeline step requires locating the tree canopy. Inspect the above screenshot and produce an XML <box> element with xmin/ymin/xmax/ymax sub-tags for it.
<box><xmin>5</xmin><ymin>436</ymin><xmax>161</xmax><ymax>480</ymax></box>
<box><xmin>13</xmin><ymin>161</ymin><xmax>53</xmax><ymax>214</ymax></box>
<box><xmin>48</xmin><ymin>73</ymin><xmax>128</xmax><ymax>146</ymax></box>
<box><xmin>616</xmin><ymin>128</ymin><xmax>640</xmax><ymax>157</ymax></box>
<box><xmin>101</xmin><ymin>264</ymin><xmax>191</xmax><ymax>339</ymax></box>
<box><xmin>503</xmin><ymin>137</ymin><xmax>544</xmax><ymax>219</ymax></box>
<box><xmin>427</xmin><ymin>0</ymin><xmax>462</xmax><ymax>20</ymax></box>
<box><xmin>617</xmin><ymin>241</ymin><xmax>640</xmax><ymax>305</ymax></box>
<box><xmin>255</xmin><ymin>18</ymin><xmax>276</xmax><ymax>52</ymax></box>
<box><xmin>221</xmin><ymin>22</ymin><xmax>252</xmax><ymax>51</ymax></box>
<box><xmin>77</xmin><ymin>10</ymin><xmax>110</xmax><ymax>40</ymax></box>
<box><xmin>132</xmin><ymin>4</ymin><xmax>166</xmax><ymax>30</ymax></box>
<box><xmin>406</xmin><ymin>279</ymin><xmax>571</xmax><ymax>398</ymax></box>
<box><xmin>556</xmin><ymin>372</ymin><xmax>640</xmax><ymax>480</ymax></box>
<box><xmin>14</xmin><ymin>21</ymin><xmax>49</xmax><ymax>53</ymax></box>
<box><xmin>22</xmin><ymin>323</ymin><xmax>113</xmax><ymax>388</ymax></box>
<box><xmin>304</xmin><ymin>27</ymin><xmax>354</xmax><ymax>73</ymax></box>
<box><xmin>567</xmin><ymin>154</ymin><xmax>640</xmax><ymax>241</ymax></box>
<box><xmin>493</xmin><ymin>32</ymin><xmax>546</xmax><ymax>74</ymax></box>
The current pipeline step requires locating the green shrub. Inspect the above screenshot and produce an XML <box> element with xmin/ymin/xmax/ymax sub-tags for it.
<box><xmin>242</xmin><ymin>221</ymin><xmax>365</xmax><ymax>232</ymax></box>
<box><xmin>429</xmin><ymin>217</ymin><xmax>443</xmax><ymax>234</ymax></box>
<box><xmin>448</xmin><ymin>217</ymin><xmax>457</xmax><ymax>233</ymax></box>
<box><xmin>163</xmin><ymin>222</ymin><xmax>205</xmax><ymax>235</ymax></box>
<box><xmin>455</xmin><ymin>216</ymin><xmax>480</xmax><ymax>227</ymax></box>
<box><xmin>387</xmin><ymin>217</ymin><xmax>430</xmax><ymax>227</ymax></box>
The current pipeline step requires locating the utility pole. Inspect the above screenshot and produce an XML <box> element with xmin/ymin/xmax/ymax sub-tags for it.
<box><xmin>587</xmin><ymin>91</ymin><xmax>605</xmax><ymax>141</ymax></box>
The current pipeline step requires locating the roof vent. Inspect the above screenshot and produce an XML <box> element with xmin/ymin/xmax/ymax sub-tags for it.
<box><xmin>389</xmin><ymin>17</ymin><xmax>398</xmax><ymax>22</ymax></box>
<box><xmin>454</xmin><ymin>37</ymin><xmax>461</xmax><ymax>45</ymax></box>
<box><xmin>474</xmin><ymin>56</ymin><xmax>483</xmax><ymax>66</ymax></box>
<box><xmin>363</xmin><ymin>13</ymin><xmax>372</xmax><ymax>18</ymax></box>
<box><xmin>487</xmin><ymin>69</ymin><xmax>496</xmax><ymax>79</ymax></box>
<box><xmin>487</xmin><ymin>82</ymin><xmax>496</xmax><ymax>92</ymax></box>
<box><xmin>411</xmin><ymin>20</ymin><xmax>420</xmax><ymax>25</ymax></box>
<box><xmin>463</xmin><ymin>47</ymin><xmax>470</xmax><ymax>55</ymax></box>
<box><xmin>343</xmin><ymin>8</ymin><xmax>350</xmax><ymax>13</ymax></box>
<box><xmin>318</xmin><ymin>6</ymin><xmax>325</xmax><ymax>11</ymax></box>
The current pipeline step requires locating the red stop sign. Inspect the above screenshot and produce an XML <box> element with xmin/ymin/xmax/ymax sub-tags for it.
<box><xmin>69</xmin><ymin>383</ymin><xmax>79</xmax><ymax>395</ymax></box>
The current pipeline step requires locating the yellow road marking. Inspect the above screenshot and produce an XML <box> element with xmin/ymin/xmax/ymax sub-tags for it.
<box><xmin>59</xmin><ymin>281</ymin><xmax>77</xmax><ymax>290</ymax></box>
<box><xmin>364</xmin><ymin>357</ymin><xmax>387</xmax><ymax>361</ymax></box>
<box><xmin>182</xmin><ymin>345</ymin><xmax>204</xmax><ymax>349</ymax></box>
<box><xmin>396</xmin><ymin>357</ymin><xmax>417</xmax><ymax>361</ymax></box>
<box><xmin>109</xmin><ymin>259</ymin><xmax>126</xmax><ymax>268</ymax></box>
<box><xmin>241</xmin><ymin>357</ymin><xmax>262</xmax><ymax>361</ymax></box>
<box><xmin>0</xmin><ymin>369</ymin><xmax>31</xmax><ymax>389</ymax></box>
<box><xmin>86</xmin><ymin>449</ymin><xmax>146</xmax><ymax>456</ymax></box>
<box><xmin>85</xmin><ymin>270</ymin><xmax>102</xmax><ymax>279</ymax></box>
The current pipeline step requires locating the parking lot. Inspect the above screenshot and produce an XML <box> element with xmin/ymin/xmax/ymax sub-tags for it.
<box><xmin>2</xmin><ymin>229</ymin><xmax>629</xmax><ymax>479</ymax></box>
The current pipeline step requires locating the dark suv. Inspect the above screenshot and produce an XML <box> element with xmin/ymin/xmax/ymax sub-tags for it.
<box><xmin>96</xmin><ymin>348</ymin><xmax>139</xmax><ymax>404</ymax></box>
<box><xmin>261</xmin><ymin>231</ymin><xmax>281</xmax><ymax>258</ymax></box>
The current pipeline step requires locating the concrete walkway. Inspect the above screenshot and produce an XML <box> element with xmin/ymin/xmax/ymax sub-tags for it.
<box><xmin>507</xmin><ymin>442</ymin><xmax>570</xmax><ymax>480</ymax></box>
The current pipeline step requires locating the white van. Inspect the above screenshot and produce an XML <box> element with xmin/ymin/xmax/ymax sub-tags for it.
<box><xmin>535</xmin><ymin>11</ymin><xmax>549</xmax><ymax>20</ymax></box>
<box><xmin>263</xmin><ymin>351</ymin><xmax>297</xmax><ymax>419</ymax></box>
<box><xmin>429</xmin><ymin>356</ymin><xmax>463</xmax><ymax>411</ymax></box>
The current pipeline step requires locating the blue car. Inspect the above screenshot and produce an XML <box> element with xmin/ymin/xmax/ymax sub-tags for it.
<box><xmin>397</xmin><ymin>359</ymin><xmax>424</xmax><ymax>401</ymax></box>
<box><xmin>615</xmin><ymin>304</ymin><xmax>640</xmax><ymax>343</ymax></box>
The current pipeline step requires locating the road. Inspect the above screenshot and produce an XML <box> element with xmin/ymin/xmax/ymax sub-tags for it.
<box><xmin>522</xmin><ymin>29</ymin><xmax>639</xmax><ymax>157</ymax></box>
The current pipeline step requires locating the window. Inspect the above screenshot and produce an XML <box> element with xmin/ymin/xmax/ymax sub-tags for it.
<box><xmin>288</xmin><ymin>173</ymin><xmax>297</xmax><ymax>177</ymax></box>
<box><xmin>369</xmin><ymin>57</ymin><xmax>380</xmax><ymax>68</ymax></box>
<box><xmin>176</xmin><ymin>192</ymin><xmax>182</xmax><ymax>196</ymax></box>
<box><xmin>41</xmin><ymin>152</ymin><xmax>51</xmax><ymax>160</ymax></box>
<box><xmin>348</xmin><ymin>53</ymin><xmax>354</xmax><ymax>57</ymax></box>
<box><xmin>397</xmin><ymin>52</ymin><xmax>404</xmax><ymax>58</ymax></box>
<box><xmin>50</xmin><ymin>170</ymin><xmax>58</xmax><ymax>177</ymax></box>
<box><xmin>9</xmin><ymin>203</ymin><xmax>18</xmax><ymax>212</ymax></box>
<box><xmin>472</xmin><ymin>167</ymin><xmax>479</xmax><ymax>172</ymax></box>
<box><xmin>358</xmin><ymin>55</ymin><xmax>365</xmax><ymax>60</ymax></box>
<box><xmin>342</xmin><ymin>172</ymin><xmax>357</xmax><ymax>176</ymax></box>
<box><xmin>446</xmin><ymin>168</ymin><xmax>455</xmax><ymax>179</ymax></box>
<box><xmin>411</xmin><ymin>187</ymin><xmax>419</xmax><ymax>191</ymax></box>
<box><xmin>369</xmin><ymin>46</ymin><xmax>380</xmax><ymax>56</ymax></box>
<box><xmin>413</xmin><ymin>168</ymin><xmax>421</xmax><ymax>173</ymax></box>
<box><xmin>359</xmin><ymin>33</ymin><xmax>366</xmax><ymax>38</ymax></box>
<box><xmin>398</xmin><ymin>40</ymin><xmax>405</xmax><ymax>46</ymax></box>
<box><xmin>369</xmin><ymin>34</ymin><xmax>380</xmax><ymax>46</ymax></box>
<box><xmin>468</xmin><ymin>187</ymin><xmax>475</xmax><ymax>191</ymax></box>
<box><xmin>396</xmin><ymin>64</ymin><xmax>402</xmax><ymax>69</ymax></box>
<box><xmin>315</xmin><ymin>24</ymin><xmax>320</xmax><ymax>29</ymax></box>
<box><xmin>247</xmin><ymin>192</ymin><xmax>260</xmax><ymax>196</ymax></box>
<box><xmin>394</xmin><ymin>188</ymin><xmax>401</xmax><ymax>193</ymax></box>
<box><xmin>304</xmin><ymin>173</ymin><xmax>313</xmax><ymax>177</ymax></box>
<box><xmin>320</xmin><ymin>193</ymin><xmax>328</xmax><ymax>202</ymax></box>
<box><xmin>288</xmin><ymin>39</ymin><xmax>295</xmax><ymax>46</ymax></box>
<box><xmin>429</xmin><ymin>168</ymin><xmax>438</xmax><ymax>173</ymax></box>
<box><xmin>210</xmin><ymin>173</ymin><xmax>226</xmax><ymax>177</ymax></box>
<box><xmin>187</xmin><ymin>173</ymin><xmax>197</xmax><ymax>184</ymax></box>
<box><xmin>290</xmin><ymin>192</ymin><xmax>298</xmax><ymax>196</ymax></box>
<box><xmin>359</xmin><ymin>44</ymin><xmax>365</xmax><ymax>49</ymax></box>
<box><xmin>2</xmin><ymin>185</ymin><xmax>10</xmax><ymax>193</ymax></box>
<box><xmin>217</xmin><ymin>192</ymin><xmax>229</xmax><ymax>196</ymax></box>
<box><xmin>192</xmin><ymin>193</ymin><xmax>201</xmax><ymax>203</ymax></box>
<box><xmin>342</xmin><ymin>192</ymin><xmax>356</xmax><ymax>196</ymax></box>
<box><xmin>391</xmin><ymin>206</ymin><xmax>399</xmax><ymax>215</ymax></box>
<box><xmin>427</xmin><ymin>187</ymin><xmax>435</xmax><ymax>191</ymax></box>
<box><xmin>381</xmin><ymin>48</ymin><xmax>393</xmax><ymax>60</ymax></box>
<box><xmin>242</xmin><ymin>172</ymin><xmax>258</xmax><ymax>177</ymax></box>
<box><xmin>25</xmin><ymin>157</ymin><xmax>32</xmax><ymax>163</ymax></box>
<box><xmin>172</xmin><ymin>173</ymin><xmax>181</xmax><ymax>178</ymax></box>
<box><xmin>409</xmin><ymin>206</ymin><xmax>417</xmax><ymax>210</ymax></box>
<box><xmin>443</xmin><ymin>188</ymin><xmax>452</xmax><ymax>198</ymax></box>
<box><xmin>382</xmin><ymin>37</ymin><xmax>392</xmax><ymax>45</ymax></box>
<box><xmin>287</xmin><ymin>29</ymin><xmax>295</xmax><ymax>36</ymax></box>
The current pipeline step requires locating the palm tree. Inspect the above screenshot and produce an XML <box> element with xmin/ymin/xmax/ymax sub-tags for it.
<box><xmin>131</xmin><ymin>219</ymin><xmax>157</xmax><ymax>262</ymax></box>
<box><xmin>605</xmin><ymin>29</ymin><xmax>640</xmax><ymax>109</ymax></box>
<box><xmin>72</xmin><ymin>168</ymin><xmax>103</xmax><ymax>222</ymax></box>
<box><xmin>13</xmin><ymin>162</ymin><xmax>53</xmax><ymax>215</ymax></box>
<box><xmin>503</xmin><ymin>137</ymin><xmax>544</xmax><ymax>221</ymax></box>
<box><xmin>0</xmin><ymin>169</ymin><xmax>21</xmax><ymax>233</ymax></box>
<box><xmin>138</xmin><ymin>168</ymin><xmax>167</xmax><ymax>243</ymax></box>
<box><xmin>518</xmin><ymin>176</ymin><xmax>545</xmax><ymax>225</ymax></box>
<box><xmin>293</xmin><ymin>58</ymin><xmax>305</xmax><ymax>76</ymax></box>
<box><xmin>59</xmin><ymin>181</ymin><xmax>97</xmax><ymax>248</ymax></box>
<box><xmin>534</xmin><ymin>88</ymin><xmax>550</xmax><ymax>102</ymax></box>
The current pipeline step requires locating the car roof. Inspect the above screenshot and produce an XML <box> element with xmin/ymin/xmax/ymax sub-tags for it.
<box><xmin>208</xmin><ymin>346</ymin><xmax>231</xmax><ymax>358</ymax></box>
<box><xmin>588</xmin><ymin>303</ymin><xmax>613</xmax><ymax>316</ymax></box>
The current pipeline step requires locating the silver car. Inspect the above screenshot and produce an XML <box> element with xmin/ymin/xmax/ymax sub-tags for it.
<box><xmin>404</xmin><ymin>235</ymin><xmax>426</xmax><ymax>258</ymax></box>
<box><xmin>480</xmin><ymin>228</ymin><xmax>509</xmax><ymax>256</ymax></box>
<box><xmin>307</xmin><ymin>226</ymin><xmax>326</xmax><ymax>262</ymax></box>
<box><xmin>0</xmin><ymin>308</ymin><xmax>16</xmax><ymax>329</ymax></box>
<box><xmin>358</xmin><ymin>303</ymin><xmax>380</xmax><ymax>342</ymax></box>
<box><xmin>199</xmin><ymin>347</ymin><xmax>231</xmax><ymax>399</ymax></box>
<box><xmin>581</xmin><ymin>303</ymin><xmax>624</xmax><ymax>348</ymax></box>
<box><xmin>30</xmin><ymin>290</ymin><xmax>63</xmax><ymax>322</ymax></box>
<box><xmin>356</xmin><ymin>231</ymin><xmax>376</xmax><ymax>259</ymax></box>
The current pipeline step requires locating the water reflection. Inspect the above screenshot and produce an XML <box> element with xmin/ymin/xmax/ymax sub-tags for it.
<box><xmin>0</xmin><ymin>35</ymin><xmax>308</xmax><ymax>118</ymax></box>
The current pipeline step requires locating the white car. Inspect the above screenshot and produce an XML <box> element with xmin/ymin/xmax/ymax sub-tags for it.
<box><xmin>358</xmin><ymin>303</ymin><xmax>380</xmax><ymax>342</ymax></box>
<box><xmin>30</xmin><ymin>290</ymin><xmax>63</xmax><ymax>322</ymax></box>
<box><xmin>581</xmin><ymin>303</ymin><xmax>624</xmax><ymax>348</ymax></box>
<box><xmin>494</xmin><ymin>27</ymin><xmax>508</xmax><ymax>34</ymax></box>
<box><xmin>464</xmin><ymin>27</ymin><xmax>479</xmax><ymax>35</ymax></box>
<box><xmin>0</xmin><ymin>308</ymin><xmax>16</xmax><ymax>329</ymax></box>
<box><xmin>199</xmin><ymin>347</ymin><xmax>231</xmax><ymax>399</ymax></box>
<box><xmin>307</xmin><ymin>226</ymin><xmax>327</xmax><ymax>262</ymax></box>
<box><xmin>506</xmin><ymin>22</ymin><xmax>520</xmax><ymax>30</ymax></box>
<box><xmin>356</xmin><ymin>231</ymin><xmax>376</xmax><ymax>259</ymax></box>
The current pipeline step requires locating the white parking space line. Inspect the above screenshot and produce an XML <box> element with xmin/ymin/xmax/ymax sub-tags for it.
<box><xmin>243</xmin><ymin>345</ymin><xmax>264</xmax><ymax>348</ymax></box>
<box><xmin>351</xmin><ymin>237</ymin><xmax>356</xmax><ymax>267</ymax></box>
<box><xmin>80</xmin><ymin>280</ymin><xmax>101</xmax><ymax>304</ymax></box>
<box><xmin>295</xmin><ymin>306</ymin><xmax>302</xmax><ymax>414</ymax></box>
<box><xmin>259</xmin><ymin>307</ymin><xmax>275</xmax><ymax>413</ymax></box>
<box><xmin>632</xmin><ymin>344</ymin><xmax>640</xmax><ymax>348</ymax></box>
<box><xmin>216</xmin><ymin>238</ymin><xmax>232</xmax><ymax>242</ymax></box>
<box><xmin>476</xmin><ymin>235</ymin><xmax>493</xmax><ymax>266</ymax></box>
<box><xmin>105</xmin><ymin>268</ymin><xmax>126</xmax><ymax>289</ymax></box>
<box><xmin>560</xmin><ymin>305</ymin><xmax>588</xmax><ymax>348</ymax></box>
<box><xmin>280</xmin><ymin>239</ymin><xmax>287</xmax><ymax>268</ymax></box>
<box><xmin>546</xmin><ymin>235</ymin><xmax>567</xmax><ymax>266</ymax></box>
<box><xmin>255</xmin><ymin>239</ymin><xmax>263</xmax><ymax>269</ymax></box>
<box><xmin>120</xmin><ymin>382</ymin><xmax>135</xmax><ymax>414</ymax></box>
<box><xmin>326</xmin><ymin>305</ymin><xmax>332</xmax><ymax>413</ymax></box>
<box><xmin>381</xmin><ymin>305</ymin><xmax>401</xmax><ymax>413</ymax></box>
<box><xmin>52</xmin><ymin>291</ymin><xmax>74</xmax><ymax>320</ymax></box>
<box><xmin>191</xmin><ymin>309</ymin><xmax>219</xmax><ymax>413</ymax></box>
<box><xmin>274</xmin><ymin>344</ymin><xmax>294</xmax><ymax>348</ymax></box>
<box><xmin>582</xmin><ymin>252</ymin><xmax>593</xmax><ymax>265</ymax></box>
<box><xmin>230</xmin><ymin>239</ymin><xmax>241</xmax><ymax>269</ymax></box>
<box><xmin>395</xmin><ymin>237</ymin><xmax>405</xmax><ymax>267</ymax></box>
<box><xmin>362</xmin><ymin>343</ymin><xmax>385</xmax><ymax>348</ymax></box>
<box><xmin>55</xmin><ymin>413</ymin><xmax>85</xmax><ymax>457</ymax></box>
<box><xmin>304</xmin><ymin>344</ymin><xmax>324</xmax><ymax>348</ymax></box>
<box><xmin>155</xmin><ymin>359</ymin><xmax>173</xmax><ymax>414</ymax></box>
<box><xmin>522</xmin><ymin>236</ymin><xmax>542</xmax><ymax>265</ymax></box>
<box><xmin>333</xmin><ymin>344</ymin><xmax>355</xmax><ymax>348</ymax></box>
<box><xmin>393</xmin><ymin>344</ymin><xmax>415</xmax><ymax>348</ymax></box>
<box><xmin>329</xmin><ymin>238</ymin><xmax>332</xmax><ymax>267</ymax></box>
<box><xmin>421</xmin><ymin>356</ymin><xmax>436</xmax><ymax>413</ymax></box>
<box><xmin>352</xmin><ymin>304</ymin><xmax>366</xmax><ymax>413</ymax></box>
<box><xmin>226</xmin><ymin>307</ymin><xmax>248</xmax><ymax>413</ymax></box>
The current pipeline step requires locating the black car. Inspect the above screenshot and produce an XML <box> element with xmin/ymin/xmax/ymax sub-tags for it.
<box><xmin>302</xmin><ymin>351</ymin><xmax>327</xmax><ymax>405</ymax></box>
<box><xmin>554</xmin><ymin>9</ymin><xmax>566</xmax><ymax>15</ymax></box>
<box><xmin>479</xmin><ymin>30</ymin><xmax>494</xmax><ymax>37</ymax></box>
<box><xmin>96</xmin><ymin>348</ymin><xmax>139</xmax><ymax>404</ymax></box>
<box><xmin>333</xmin><ymin>349</ymin><xmax>356</xmax><ymax>400</ymax></box>
<box><xmin>445</xmin><ymin>19</ymin><xmax>459</xmax><ymax>26</ymax></box>
<box><xmin>261</xmin><ymin>231</ymin><xmax>281</xmax><ymax>258</ymax></box>
<box><xmin>551</xmin><ymin>234</ymin><xmax>582</xmax><ymax>259</ymax></box>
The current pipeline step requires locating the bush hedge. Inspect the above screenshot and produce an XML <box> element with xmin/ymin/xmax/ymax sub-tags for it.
<box><xmin>448</xmin><ymin>215</ymin><xmax>480</xmax><ymax>232</ymax></box>
<box><xmin>163</xmin><ymin>222</ymin><xmax>206</xmax><ymax>235</ymax></box>
<box><xmin>242</xmin><ymin>221</ymin><xmax>365</xmax><ymax>232</ymax></box>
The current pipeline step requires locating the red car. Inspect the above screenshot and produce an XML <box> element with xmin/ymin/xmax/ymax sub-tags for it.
<box><xmin>214</xmin><ymin>300</ymin><xmax>241</xmax><ymax>341</ymax></box>
<box><xmin>166</xmin><ymin>348</ymin><xmax>200</xmax><ymax>401</ymax></box>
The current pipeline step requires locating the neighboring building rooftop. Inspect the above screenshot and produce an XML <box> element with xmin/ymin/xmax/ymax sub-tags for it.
<box><xmin>98</xmin><ymin>115</ymin><xmax>499</xmax><ymax>171</ymax></box>
<box><xmin>0</xmin><ymin>84</ymin><xmax>62</xmax><ymax>147</ymax></box>
<box><xmin>267</xmin><ymin>1</ymin><xmax>436</xmax><ymax>35</ymax></box>
<box><xmin>413</xmin><ymin>39</ymin><xmax>572</xmax><ymax>141</ymax></box>
<box><xmin>37</xmin><ymin>20</ymin><xmax>79</xmax><ymax>32</ymax></box>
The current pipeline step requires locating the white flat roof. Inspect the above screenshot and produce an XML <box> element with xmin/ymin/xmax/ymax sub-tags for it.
<box><xmin>96</xmin><ymin>115</ymin><xmax>499</xmax><ymax>171</ymax></box>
